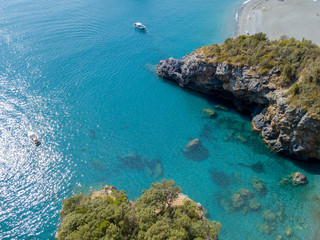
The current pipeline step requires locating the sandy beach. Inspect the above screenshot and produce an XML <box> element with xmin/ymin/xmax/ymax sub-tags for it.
<box><xmin>238</xmin><ymin>0</ymin><xmax>320</xmax><ymax>45</ymax></box>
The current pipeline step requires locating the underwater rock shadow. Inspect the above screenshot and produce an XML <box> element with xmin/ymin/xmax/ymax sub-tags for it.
<box><xmin>90</xmin><ymin>158</ymin><xmax>107</xmax><ymax>171</ymax></box>
<box><xmin>89</xmin><ymin>129</ymin><xmax>96</xmax><ymax>139</ymax></box>
<box><xmin>238</xmin><ymin>161</ymin><xmax>265</xmax><ymax>174</ymax></box>
<box><xmin>182</xmin><ymin>144</ymin><xmax>210</xmax><ymax>161</ymax></box>
<box><xmin>182</xmin><ymin>138</ymin><xmax>210</xmax><ymax>161</ymax></box>
<box><xmin>118</xmin><ymin>152</ymin><xmax>145</xmax><ymax>170</ymax></box>
<box><xmin>199</xmin><ymin>123</ymin><xmax>218</xmax><ymax>142</ymax></box>
<box><xmin>209</xmin><ymin>170</ymin><xmax>231</xmax><ymax>188</ymax></box>
<box><xmin>145</xmin><ymin>158</ymin><xmax>164</xmax><ymax>179</ymax></box>
<box><xmin>117</xmin><ymin>152</ymin><xmax>164</xmax><ymax>178</ymax></box>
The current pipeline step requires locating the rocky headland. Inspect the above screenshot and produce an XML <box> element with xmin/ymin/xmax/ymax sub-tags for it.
<box><xmin>56</xmin><ymin>180</ymin><xmax>221</xmax><ymax>240</ymax></box>
<box><xmin>157</xmin><ymin>34</ymin><xmax>320</xmax><ymax>161</ymax></box>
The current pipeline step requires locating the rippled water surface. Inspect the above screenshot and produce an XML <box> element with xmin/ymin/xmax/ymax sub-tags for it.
<box><xmin>1</xmin><ymin>0</ymin><xmax>320</xmax><ymax>239</ymax></box>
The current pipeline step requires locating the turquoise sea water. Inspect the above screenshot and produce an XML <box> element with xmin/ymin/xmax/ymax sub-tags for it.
<box><xmin>1</xmin><ymin>0</ymin><xmax>320</xmax><ymax>239</ymax></box>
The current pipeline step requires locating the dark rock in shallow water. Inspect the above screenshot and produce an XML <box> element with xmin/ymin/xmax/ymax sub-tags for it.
<box><xmin>118</xmin><ymin>152</ymin><xmax>145</xmax><ymax>170</ymax></box>
<box><xmin>89</xmin><ymin>129</ymin><xmax>96</xmax><ymax>139</ymax></box>
<box><xmin>252</xmin><ymin>176</ymin><xmax>268</xmax><ymax>196</ymax></box>
<box><xmin>81</xmin><ymin>146</ymin><xmax>89</xmax><ymax>152</ymax></box>
<box><xmin>90</xmin><ymin>158</ymin><xmax>106</xmax><ymax>171</ymax></box>
<box><xmin>182</xmin><ymin>145</ymin><xmax>209</xmax><ymax>161</ymax></box>
<box><xmin>200</xmin><ymin>123</ymin><xmax>216</xmax><ymax>141</ymax></box>
<box><xmin>145</xmin><ymin>158</ymin><xmax>164</xmax><ymax>179</ymax></box>
<box><xmin>238</xmin><ymin>161</ymin><xmax>265</xmax><ymax>173</ymax></box>
<box><xmin>248</xmin><ymin>197</ymin><xmax>261</xmax><ymax>211</ymax></box>
<box><xmin>200</xmin><ymin>124</ymin><xmax>212</xmax><ymax>140</ymax></box>
<box><xmin>182</xmin><ymin>138</ymin><xmax>209</xmax><ymax>161</ymax></box>
<box><xmin>209</xmin><ymin>170</ymin><xmax>230</xmax><ymax>187</ymax></box>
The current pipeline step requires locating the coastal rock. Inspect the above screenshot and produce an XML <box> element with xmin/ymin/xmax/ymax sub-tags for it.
<box><xmin>290</xmin><ymin>172</ymin><xmax>308</xmax><ymax>185</ymax></box>
<box><xmin>157</xmin><ymin>52</ymin><xmax>320</xmax><ymax>161</ymax></box>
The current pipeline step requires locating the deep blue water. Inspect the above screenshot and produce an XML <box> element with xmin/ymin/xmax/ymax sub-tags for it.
<box><xmin>1</xmin><ymin>0</ymin><xmax>320</xmax><ymax>239</ymax></box>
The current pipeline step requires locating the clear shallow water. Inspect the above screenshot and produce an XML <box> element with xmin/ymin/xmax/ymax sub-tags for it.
<box><xmin>0</xmin><ymin>0</ymin><xmax>320</xmax><ymax>239</ymax></box>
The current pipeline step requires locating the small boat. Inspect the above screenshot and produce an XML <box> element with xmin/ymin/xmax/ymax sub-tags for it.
<box><xmin>28</xmin><ymin>132</ymin><xmax>41</xmax><ymax>146</ymax></box>
<box><xmin>133</xmin><ymin>22</ymin><xmax>146</xmax><ymax>30</ymax></box>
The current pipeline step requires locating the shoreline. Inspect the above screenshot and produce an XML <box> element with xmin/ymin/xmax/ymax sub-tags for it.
<box><xmin>237</xmin><ymin>0</ymin><xmax>320</xmax><ymax>45</ymax></box>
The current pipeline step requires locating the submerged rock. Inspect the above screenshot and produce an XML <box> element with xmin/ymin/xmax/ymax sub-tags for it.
<box><xmin>252</xmin><ymin>176</ymin><xmax>268</xmax><ymax>196</ymax></box>
<box><xmin>89</xmin><ymin>129</ymin><xmax>96</xmax><ymax>139</ymax></box>
<box><xmin>200</xmin><ymin>123</ymin><xmax>214</xmax><ymax>141</ymax></box>
<box><xmin>90</xmin><ymin>158</ymin><xmax>106</xmax><ymax>171</ymax></box>
<box><xmin>248</xmin><ymin>198</ymin><xmax>261</xmax><ymax>211</ymax></box>
<box><xmin>145</xmin><ymin>158</ymin><xmax>164</xmax><ymax>179</ymax></box>
<box><xmin>262</xmin><ymin>209</ymin><xmax>277</xmax><ymax>223</ymax></box>
<box><xmin>274</xmin><ymin>234</ymin><xmax>283</xmax><ymax>240</ymax></box>
<box><xmin>219</xmin><ymin>198</ymin><xmax>234</xmax><ymax>213</ymax></box>
<box><xmin>232</xmin><ymin>172</ymin><xmax>242</xmax><ymax>183</ymax></box>
<box><xmin>232</xmin><ymin>193</ymin><xmax>245</xmax><ymax>209</ymax></box>
<box><xmin>276</xmin><ymin>201</ymin><xmax>286</xmax><ymax>222</ymax></box>
<box><xmin>284</xmin><ymin>226</ymin><xmax>294</xmax><ymax>237</ymax></box>
<box><xmin>209</xmin><ymin>170</ymin><xmax>230</xmax><ymax>187</ymax></box>
<box><xmin>258</xmin><ymin>222</ymin><xmax>275</xmax><ymax>235</ymax></box>
<box><xmin>182</xmin><ymin>138</ymin><xmax>209</xmax><ymax>161</ymax></box>
<box><xmin>238</xmin><ymin>188</ymin><xmax>254</xmax><ymax>199</ymax></box>
<box><xmin>118</xmin><ymin>152</ymin><xmax>145</xmax><ymax>170</ymax></box>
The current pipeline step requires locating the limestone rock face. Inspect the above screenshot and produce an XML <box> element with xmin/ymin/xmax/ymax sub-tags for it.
<box><xmin>157</xmin><ymin>52</ymin><xmax>320</xmax><ymax>161</ymax></box>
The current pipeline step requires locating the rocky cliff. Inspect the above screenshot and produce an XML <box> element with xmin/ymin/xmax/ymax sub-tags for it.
<box><xmin>157</xmin><ymin>52</ymin><xmax>320</xmax><ymax>161</ymax></box>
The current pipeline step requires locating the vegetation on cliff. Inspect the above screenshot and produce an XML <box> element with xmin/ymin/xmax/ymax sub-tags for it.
<box><xmin>199</xmin><ymin>33</ymin><xmax>320</xmax><ymax>118</ymax></box>
<box><xmin>57</xmin><ymin>180</ymin><xmax>221</xmax><ymax>240</ymax></box>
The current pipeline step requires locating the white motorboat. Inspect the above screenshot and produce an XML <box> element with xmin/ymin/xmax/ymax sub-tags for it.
<box><xmin>28</xmin><ymin>132</ymin><xmax>41</xmax><ymax>146</ymax></box>
<box><xmin>133</xmin><ymin>22</ymin><xmax>146</xmax><ymax>30</ymax></box>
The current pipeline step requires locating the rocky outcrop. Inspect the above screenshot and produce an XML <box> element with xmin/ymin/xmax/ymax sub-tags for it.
<box><xmin>157</xmin><ymin>52</ymin><xmax>320</xmax><ymax>161</ymax></box>
<box><xmin>290</xmin><ymin>172</ymin><xmax>308</xmax><ymax>185</ymax></box>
